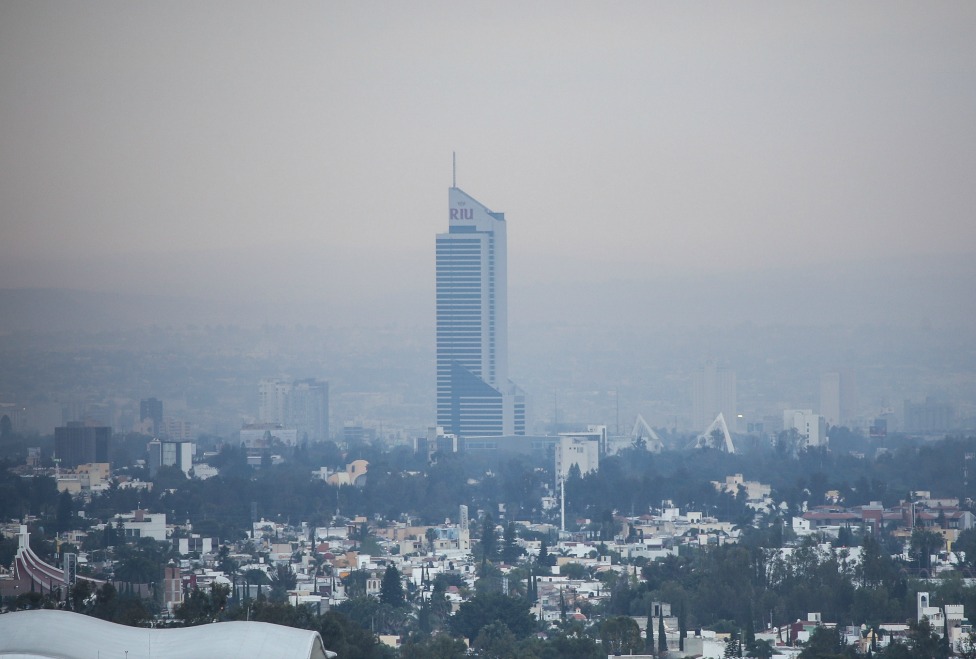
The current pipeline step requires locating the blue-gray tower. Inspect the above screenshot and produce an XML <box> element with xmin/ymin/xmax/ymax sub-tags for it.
<box><xmin>436</xmin><ymin>185</ymin><xmax>525</xmax><ymax>437</ymax></box>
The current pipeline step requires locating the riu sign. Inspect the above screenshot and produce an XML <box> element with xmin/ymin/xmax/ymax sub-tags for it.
<box><xmin>450</xmin><ymin>208</ymin><xmax>474</xmax><ymax>220</ymax></box>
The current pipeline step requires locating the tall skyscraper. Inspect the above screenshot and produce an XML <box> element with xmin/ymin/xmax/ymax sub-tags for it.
<box><xmin>436</xmin><ymin>185</ymin><xmax>525</xmax><ymax>437</ymax></box>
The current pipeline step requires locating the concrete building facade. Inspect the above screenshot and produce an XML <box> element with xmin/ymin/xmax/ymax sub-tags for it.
<box><xmin>54</xmin><ymin>423</ymin><xmax>110</xmax><ymax>468</ymax></box>
<box><xmin>258</xmin><ymin>378</ymin><xmax>329</xmax><ymax>442</ymax></box>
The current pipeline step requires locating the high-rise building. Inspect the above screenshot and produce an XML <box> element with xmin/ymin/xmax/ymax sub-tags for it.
<box><xmin>820</xmin><ymin>371</ymin><xmax>858</xmax><ymax>427</ymax></box>
<box><xmin>783</xmin><ymin>409</ymin><xmax>827</xmax><ymax>447</ymax></box>
<box><xmin>139</xmin><ymin>398</ymin><xmax>163</xmax><ymax>435</ymax></box>
<box><xmin>436</xmin><ymin>185</ymin><xmax>525</xmax><ymax>437</ymax></box>
<box><xmin>257</xmin><ymin>378</ymin><xmax>329</xmax><ymax>442</ymax></box>
<box><xmin>147</xmin><ymin>438</ymin><xmax>195</xmax><ymax>477</ymax></box>
<box><xmin>692</xmin><ymin>360</ymin><xmax>736</xmax><ymax>432</ymax></box>
<box><xmin>258</xmin><ymin>379</ymin><xmax>291</xmax><ymax>425</ymax></box>
<box><xmin>287</xmin><ymin>379</ymin><xmax>330</xmax><ymax>442</ymax></box>
<box><xmin>54</xmin><ymin>422</ymin><xmax>110</xmax><ymax>468</ymax></box>
<box><xmin>555</xmin><ymin>434</ymin><xmax>600</xmax><ymax>484</ymax></box>
<box><xmin>903</xmin><ymin>397</ymin><xmax>954</xmax><ymax>433</ymax></box>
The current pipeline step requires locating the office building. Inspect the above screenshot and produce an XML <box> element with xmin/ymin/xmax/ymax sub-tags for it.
<box><xmin>903</xmin><ymin>397</ymin><xmax>954</xmax><ymax>434</ymax></box>
<box><xmin>161</xmin><ymin>418</ymin><xmax>193</xmax><ymax>441</ymax></box>
<box><xmin>783</xmin><ymin>409</ymin><xmax>827</xmax><ymax>447</ymax></box>
<box><xmin>820</xmin><ymin>371</ymin><xmax>857</xmax><ymax>427</ymax></box>
<box><xmin>240</xmin><ymin>423</ymin><xmax>299</xmax><ymax>448</ymax></box>
<box><xmin>258</xmin><ymin>378</ymin><xmax>329</xmax><ymax>442</ymax></box>
<box><xmin>139</xmin><ymin>398</ymin><xmax>163</xmax><ymax>435</ymax></box>
<box><xmin>113</xmin><ymin>510</ymin><xmax>167</xmax><ymax>542</ymax></box>
<box><xmin>147</xmin><ymin>438</ymin><xmax>195</xmax><ymax>477</ymax></box>
<box><xmin>692</xmin><ymin>360</ymin><xmax>736</xmax><ymax>432</ymax></box>
<box><xmin>555</xmin><ymin>434</ymin><xmax>600</xmax><ymax>484</ymax></box>
<box><xmin>436</xmin><ymin>184</ymin><xmax>525</xmax><ymax>437</ymax></box>
<box><xmin>259</xmin><ymin>379</ymin><xmax>292</xmax><ymax>425</ymax></box>
<box><xmin>54</xmin><ymin>423</ymin><xmax>110</xmax><ymax>468</ymax></box>
<box><xmin>287</xmin><ymin>379</ymin><xmax>330</xmax><ymax>442</ymax></box>
<box><xmin>559</xmin><ymin>425</ymin><xmax>609</xmax><ymax>456</ymax></box>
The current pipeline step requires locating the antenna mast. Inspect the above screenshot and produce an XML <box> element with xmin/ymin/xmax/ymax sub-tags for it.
<box><xmin>452</xmin><ymin>152</ymin><xmax>456</xmax><ymax>188</ymax></box>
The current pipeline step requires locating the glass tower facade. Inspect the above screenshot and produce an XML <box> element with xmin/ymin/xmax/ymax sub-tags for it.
<box><xmin>436</xmin><ymin>186</ymin><xmax>525</xmax><ymax>437</ymax></box>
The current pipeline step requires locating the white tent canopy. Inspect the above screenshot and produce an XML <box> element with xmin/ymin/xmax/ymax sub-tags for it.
<box><xmin>0</xmin><ymin>610</ymin><xmax>335</xmax><ymax>659</ymax></box>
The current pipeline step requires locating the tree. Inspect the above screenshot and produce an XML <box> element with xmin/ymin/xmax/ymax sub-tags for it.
<box><xmin>69</xmin><ymin>578</ymin><xmax>94</xmax><ymax>612</ymax></box>
<box><xmin>55</xmin><ymin>490</ymin><xmax>74</xmax><ymax>532</ymax></box>
<box><xmin>600</xmin><ymin>616</ymin><xmax>643</xmax><ymax>655</ymax></box>
<box><xmin>334</xmin><ymin>595</ymin><xmax>381</xmax><ymax>631</ymax></box>
<box><xmin>380</xmin><ymin>565</ymin><xmax>404</xmax><ymax>607</ymax></box>
<box><xmin>13</xmin><ymin>591</ymin><xmax>57</xmax><ymax>610</ymax></box>
<box><xmin>539</xmin><ymin>539</ymin><xmax>555</xmax><ymax>567</ymax></box>
<box><xmin>750</xmin><ymin>640</ymin><xmax>776</xmax><ymax>659</ymax></box>
<box><xmin>954</xmin><ymin>528</ymin><xmax>976</xmax><ymax>574</ymax></box>
<box><xmin>834</xmin><ymin>526</ymin><xmax>855</xmax><ymax>548</ymax></box>
<box><xmin>153</xmin><ymin>464</ymin><xmax>189</xmax><ymax>490</ymax></box>
<box><xmin>270</xmin><ymin>563</ymin><xmax>297</xmax><ymax>603</ymax></box>
<box><xmin>907</xmin><ymin>617</ymin><xmax>948</xmax><ymax>659</ymax></box>
<box><xmin>857</xmin><ymin>535</ymin><xmax>896</xmax><ymax>587</ymax></box>
<box><xmin>480</xmin><ymin>513</ymin><xmax>498</xmax><ymax>563</ymax></box>
<box><xmin>175</xmin><ymin>584</ymin><xmax>229</xmax><ymax>625</ymax></box>
<box><xmin>400</xmin><ymin>633</ymin><xmax>468</xmax><ymax>659</ymax></box>
<box><xmin>560</xmin><ymin>562</ymin><xmax>588</xmax><ymax>580</ymax></box>
<box><xmin>725</xmin><ymin>632</ymin><xmax>741</xmax><ymax>659</ymax></box>
<box><xmin>473</xmin><ymin>621</ymin><xmax>518</xmax><ymax>659</ymax></box>
<box><xmin>91</xmin><ymin>582</ymin><xmax>119</xmax><ymax>620</ymax></box>
<box><xmin>449</xmin><ymin>592</ymin><xmax>535</xmax><ymax>642</ymax></box>
<box><xmin>659</xmin><ymin>611</ymin><xmax>668</xmax><ymax>655</ymax></box>
<box><xmin>957</xmin><ymin>631</ymin><xmax>976</xmax><ymax>659</ymax></box>
<box><xmin>111</xmin><ymin>538</ymin><xmax>171</xmax><ymax>586</ymax></box>
<box><xmin>879</xmin><ymin>641</ymin><xmax>912</xmax><ymax>659</ymax></box>
<box><xmin>501</xmin><ymin>522</ymin><xmax>520</xmax><ymax>564</ymax></box>
<box><xmin>910</xmin><ymin>528</ymin><xmax>944</xmax><ymax>570</ymax></box>
<box><xmin>646</xmin><ymin>601</ymin><xmax>655</xmax><ymax>654</ymax></box>
<box><xmin>745</xmin><ymin>615</ymin><xmax>756</xmax><ymax>650</ymax></box>
<box><xmin>429</xmin><ymin>577</ymin><xmax>452</xmax><ymax>622</ymax></box>
<box><xmin>678</xmin><ymin>600</ymin><xmax>688</xmax><ymax>652</ymax></box>
<box><xmin>216</xmin><ymin>544</ymin><xmax>238</xmax><ymax>575</ymax></box>
<box><xmin>798</xmin><ymin>626</ymin><xmax>845</xmax><ymax>659</ymax></box>
<box><xmin>317</xmin><ymin>609</ymin><xmax>393</xmax><ymax>659</ymax></box>
<box><xmin>342</xmin><ymin>570</ymin><xmax>369</xmax><ymax>599</ymax></box>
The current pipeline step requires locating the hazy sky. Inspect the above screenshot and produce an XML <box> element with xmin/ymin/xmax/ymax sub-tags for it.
<box><xmin>1</xmin><ymin>2</ymin><xmax>974</xmax><ymax>324</ymax></box>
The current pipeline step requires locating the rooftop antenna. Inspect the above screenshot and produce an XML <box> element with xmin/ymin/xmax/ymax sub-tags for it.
<box><xmin>452</xmin><ymin>152</ymin><xmax>456</xmax><ymax>188</ymax></box>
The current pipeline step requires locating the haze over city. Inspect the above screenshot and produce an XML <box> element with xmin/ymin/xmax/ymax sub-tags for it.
<box><xmin>1</xmin><ymin>1</ymin><xmax>974</xmax><ymax>330</ymax></box>
<box><xmin>5</xmin><ymin>4</ymin><xmax>976</xmax><ymax>659</ymax></box>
